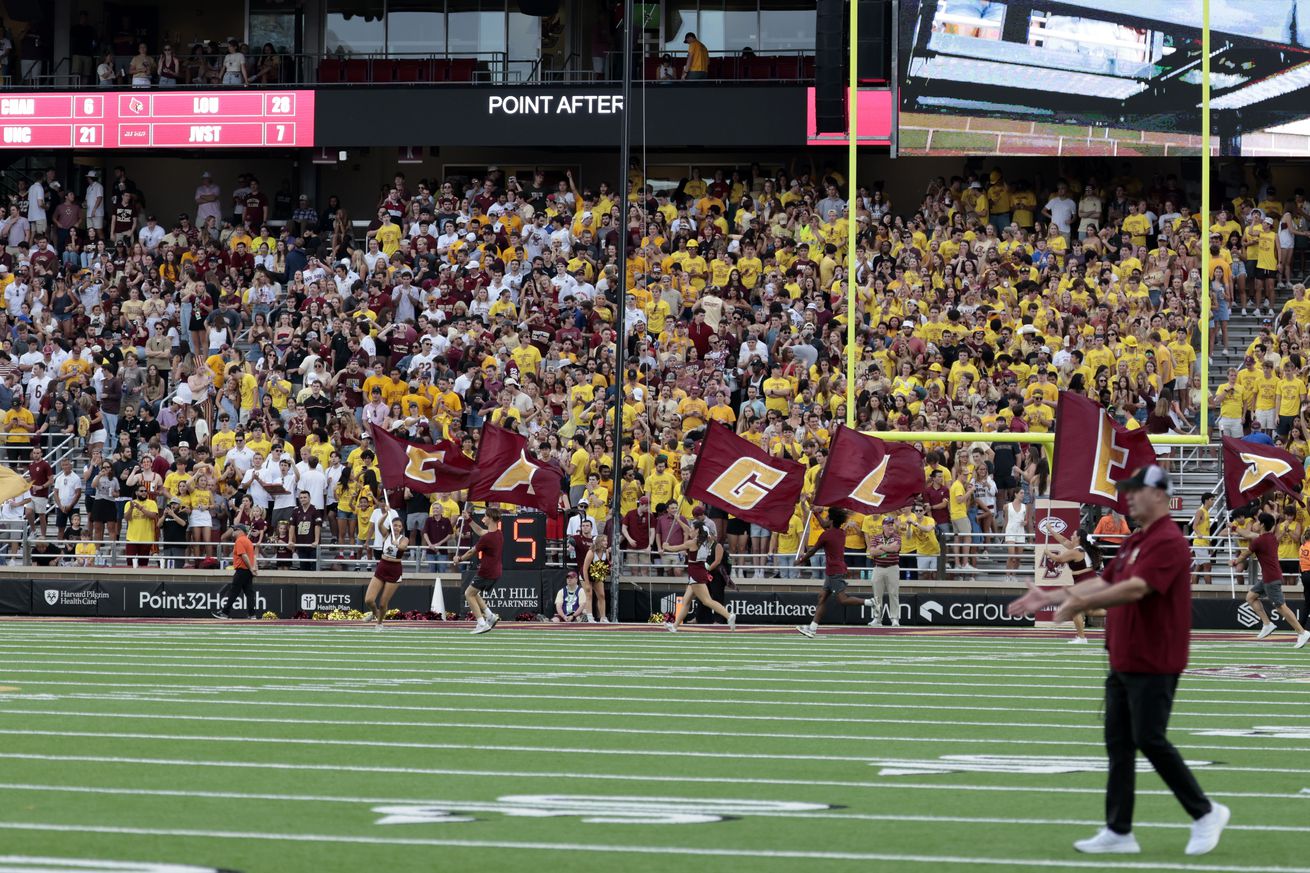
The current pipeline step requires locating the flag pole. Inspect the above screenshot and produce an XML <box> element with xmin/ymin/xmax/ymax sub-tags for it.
<box><xmin>845</xmin><ymin>0</ymin><xmax>859</xmax><ymax>427</ymax></box>
<box><xmin>609</xmin><ymin>0</ymin><xmax>635</xmax><ymax>623</ymax></box>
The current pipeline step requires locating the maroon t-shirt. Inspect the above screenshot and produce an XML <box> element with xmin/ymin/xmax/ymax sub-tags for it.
<box><xmin>817</xmin><ymin>527</ymin><xmax>848</xmax><ymax>577</ymax></box>
<box><xmin>476</xmin><ymin>529</ymin><xmax>504</xmax><ymax>580</ymax></box>
<box><xmin>923</xmin><ymin>485</ymin><xmax>950</xmax><ymax>524</ymax></box>
<box><xmin>28</xmin><ymin>459</ymin><xmax>52</xmax><ymax>497</ymax></box>
<box><xmin>1101</xmin><ymin>514</ymin><xmax>1192</xmax><ymax>674</ymax></box>
<box><xmin>1249</xmin><ymin>531</ymin><xmax>1282</xmax><ymax>582</ymax></box>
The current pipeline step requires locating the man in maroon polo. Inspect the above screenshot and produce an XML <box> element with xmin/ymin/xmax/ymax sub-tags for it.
<box><xmin>1009</xmin><ymin>465</ymin><xmax>1228</xmax><ymax>857</ymax></box>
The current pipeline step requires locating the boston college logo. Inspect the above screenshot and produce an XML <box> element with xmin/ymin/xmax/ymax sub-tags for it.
<box><xmin>850</xmin><ymin>456</ymin><xmax>890</xmax><ymax>508</ymax></box>
<box><xmin>403</xmin><ymin>445</ymin><xmax>449</xmax><ymax>485</ymax></box>
<box><xmin>490</xmin><ymin>451</ymin><xmax>541</xmax><ymax>494</ymax></box>
<box><xmin>705</xmin><ymin>458</ymin><xmax>786</xmax><ymax>510</ymax></box>
<box><xmin>1237</xmin><ymin>451</ymin><xmax>1292</xmax><ymax>493</ymax></box>
<box><xmin>1089</xmin><ymin>416</ymin><xmax>1131</xmax><ymax>501</ymax></box>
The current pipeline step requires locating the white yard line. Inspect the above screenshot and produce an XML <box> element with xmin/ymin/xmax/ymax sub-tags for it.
<box><xmin>0</xmin><ymin>708</ymin><xmax>1302</xmax><ymax>753</ymax></box>
<box><xmin>4</xmin><ymin>668</ymin><xmax>1308</xmax><ymax>703</ymax></box>
<box><xmin>0</xmin><ymin>751</ymin><xmax>1292</xmax><ymax>786</ymax></box>
<box><xmin>0</xmin><ymin>821</ymin><xmax>1306</xmax><ymax>872</ymax></box>
<box><xmin>0</xmin><ymin>782</ymin><xmax>1305</xmax><ymax>833</ymax></box>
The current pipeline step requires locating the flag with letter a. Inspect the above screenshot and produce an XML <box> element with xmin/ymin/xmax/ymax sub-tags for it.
<box><xmin>467</xmin><ymin>423</ymin><xmax>562</xmax><ymax>516</ymax></box>
<box><xmin>1222</xmin><ymin>436</ymin><xmax>1303</xmax><ymax>510</ymax></box>
<box><xmin>1050</xmin><ymin>392</ymin><xmax>1157</xmax><ymax>513</ymax></box>
<box><xmin>686</xmin><ymin>422</ymin><xmax>805</xmax><ymax>532</ymax></box>
<box><xmin>813</xmin><ymin>426</ymin><xmax>926</xmax><ymax>514</ymax></box>
<box><xmin>368</xmin><ymin>423</ymin><xmax>475</xmax><ymax>493</ymax></box>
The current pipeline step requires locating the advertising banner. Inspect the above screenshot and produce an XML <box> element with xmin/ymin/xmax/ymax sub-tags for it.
<box><xmin>32</xmin><ymin>580</ymin><xmax>111</xmax><ymax>616</ymax></box>
<box><xmin>116</xmin><ymin>582</ymin><xmax>292</xmax><ymax>618</ymax></box>
<box><xmin>0</xmin><ymin>580</ymin><xmax>29</xmax><ymax>614</ymax></box>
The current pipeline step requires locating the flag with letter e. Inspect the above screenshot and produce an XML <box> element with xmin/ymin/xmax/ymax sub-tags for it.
<box><xmin>1050</xmin><ymin>392</ymin><xmax>1156</xmax><ymax>513</ymax></box>
<box><xmin>1222</xmin><ymin>436</ymin><xmax>1303</xmax><ymax>510</ymax></box>
<box><xmin>814</xmin><ymin>425</ymin><xmax>926</xmax><ymax>514</ymax></box>
<box><xmin>368</xmin><ymin>423</ymin><xmax>474</xmax><ymax>493</ymax></box>
<box><xmin>467</xmin><ymin>423</ymin><xmax>562</xmax><ymax>516</ymax></box>
<box><xmin>686</xmin><ymin>422</ymin><xmax>804</xmax><ymax>532</ymax></box>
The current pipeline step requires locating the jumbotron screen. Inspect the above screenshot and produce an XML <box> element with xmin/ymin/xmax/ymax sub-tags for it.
<box><xmin>0</xmin><ymin>91</ymin><xmax>315</xmax><ymax>149</ymax></box>
<box><xmin>899</xmin><ymin>0</ymin><xmax>1310</xmax><ymax>156</ymax></box>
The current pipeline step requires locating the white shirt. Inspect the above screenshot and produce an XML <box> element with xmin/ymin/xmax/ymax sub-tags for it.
<box><xmin>224</xmin><ymin>445</ymin><xmax>256</xmax><ymax>475</ymax></box>
<box><xmin>27</xmin><ymin>182</ymin><xmax>46</xmax><ymax>222</ymax></box>
<box><xmin>4</xmin><ymin>282</ymin><xmax>27</xmax><ymax>317</ymax></box>
<box><xmin>370</xmin><ymin>506</ymin><xmax>401</xmax><ymax>549</ymax></box>
<box><xmin>26</xmin><ymin>374</ymin><xmax>50</xmax><ymax>414</ymax></box>
<box><xmin>298</xmin><ymin>466</ymin><xmax>327</xmax><ymax>510</ymax></box>
<box><xmin>138</xmin><ymin>223</ymin><xmax>165</xmax><ymax>253</ymax></box>
<box><xmin>1044</xmin><ymin>196</ymin><xmax>1077</xmax><ymax>234</ymax></box>
<box><xmin>195</xmin><ymin>182</ymin><xmax>222</xmax><ymax>225</ymax></box>
<box><xmin>84</xmin><ymin>181</ymin><xmax>104</xmax><ymax>221</ymax></box>
<box><xmin>53</xmin><ymin>471</ymin><xmax>82</xmax><ymax>507</ymax></box>
<box><xmin>242</xmin><ymin>466</ymin><xmax>270</xmax><ymax>508</ymax></box>
<box><xmin>267</xmin><ymin>468</ymin><xmax>297</xmax><ymax>510</ymax></box>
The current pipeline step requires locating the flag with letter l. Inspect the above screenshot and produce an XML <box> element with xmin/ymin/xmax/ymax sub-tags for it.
<box><xmin>368</xmin><ymin>423</ymin><xmax>474</xmax><ymax>493</ymax></box>
<box><xmin>1050</xmin><ymin>392</ymin><xmax>1157</xmax><ymax>513</ymax></box>
<box><xmin>686</xmin><ymin>422</ymin><xmax>805</xmax><ymax>532</ymax></box>
<box><xmin>467</xmin><ymin>423</ymin><xmax>562</xmax><ymax>516</ymax></box>
<box><xmin>1222</xmin><ymin>436</ymin><xmax>1303</xmax><ymax>510</ymax></box>
<box><xmin>814</xmin><ymin>425</ymin><xmax>926</xmax><ymax>514</ymax></box>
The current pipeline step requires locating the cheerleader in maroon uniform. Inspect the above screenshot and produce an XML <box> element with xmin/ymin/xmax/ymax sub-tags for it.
<box><xmin>1044</xmin><ymin>527</ymin><xmax>1103</xmax><ymax>644</ymax></box>
<box><xmin>661</xmin><ymin>509</ymin><xmax>736</xmax><ymax>632</ymax></box>
<box><xmin>364</xmin><ymin>516</ymin><xmax>409</xmax><ymax>629</ymax></box>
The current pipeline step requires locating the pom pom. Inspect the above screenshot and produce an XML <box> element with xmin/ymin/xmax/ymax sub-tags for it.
<box><xmin>515</xmin><ymin>610</ymin><xmax>537</xmax><ymax>622</ymax></box>
<box><xmin>261</xmin><ymin>611</ymin><xmax>278</xmax><ymax>620</ymax></box>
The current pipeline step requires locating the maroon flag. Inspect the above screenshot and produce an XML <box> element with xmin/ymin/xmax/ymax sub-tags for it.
<box><xmin>814</xmin><ymin>426</ymin><xmax>926</xmax><ymax>514</ymax></box>
<box><xmin>1222</xmin><ymin>436</ymin><xmax>1304</xmax><ymax>510</ymax></box>
<box><xmin>369</xmin><ymin>423</ymin><xmax>474</xmax><ymax>493</ymax></box>
<box><xmin>1051</xmin><ymin>392</ymin><xmax>1157</xmax><ymax>512</ymax></box>
<box><xmin>467</xmin><ymin>423</ymin><xmax>562</xmax><ymax>516</ymax></box>
<box><xmin>686</xmin><ymin>422</ymin><xmax>805</xmax><ymax>532</ymax></box>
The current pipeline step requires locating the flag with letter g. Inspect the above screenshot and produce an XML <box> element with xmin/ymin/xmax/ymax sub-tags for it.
<box><xmin>368</xmin><ymin>423</ymin><xmax>474</xmax><ymax>493</ymax></box>
<box><xmin>467</xmin><ymin>423</ymin><xmax>562</xmax><ymax>516</ymax></box>
<box><xmin>814</xmin><ymin>426</ymin><xmax>926</xmax><ymax>514</ymax></box>
<box><xmin>1050</xmin><ymin>392</ymin><xmax>1157</xmax><ymax>513</ymax></box>
<box><xmin>1222</xmin><ymin>436</ymin><xmax>1303</xmax><ymax>511</ymax></box>
<box><xmin>686</xmin><ymin>422</ymin><xmax>805</xmax><ymax>532</ymax></box>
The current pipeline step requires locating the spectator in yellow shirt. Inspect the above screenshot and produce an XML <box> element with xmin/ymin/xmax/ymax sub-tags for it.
<box><xmin>682</xmin><ymin>32</ymin><xmax>709</xmax><ymax>80</ymax></box>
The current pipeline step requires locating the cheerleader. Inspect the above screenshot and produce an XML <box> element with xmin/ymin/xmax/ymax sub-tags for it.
<box><xmin>364</xmin><ymin>516</ymin><xmax>409</xmax><ymax>630</ymax></box>
<box><xmin>1045</xmin><ymin>527</ymin><xmax>1103</xmax><ymax>644</ymax></box>
<box><xmin>660</xmin><ymin>509</ymin><xmax>736</xmax><ymax>632</ymax></box>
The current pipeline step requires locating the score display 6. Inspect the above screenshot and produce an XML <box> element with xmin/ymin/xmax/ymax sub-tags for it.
<box><xmin>0</xmin><ymin>91</ymin><xmax>315</xmax><ymax>150</ymax></box>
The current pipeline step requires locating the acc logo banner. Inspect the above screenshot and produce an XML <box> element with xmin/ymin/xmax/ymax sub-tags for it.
<box><xmin>705</xmin><ymin>458</ymin><xmax>787</xmax><ymax>510</ymax></box>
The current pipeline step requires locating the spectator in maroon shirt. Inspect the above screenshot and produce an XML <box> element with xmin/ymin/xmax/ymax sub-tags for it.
<box><xmin>621</xmin><ymin>495</ymin><xmax>651</xmax><ymax>561</ymax></box>
<box><xmin>26</xmin><ymin>445</ymin><xmax>52</xmax><ymax>537</ymax></box>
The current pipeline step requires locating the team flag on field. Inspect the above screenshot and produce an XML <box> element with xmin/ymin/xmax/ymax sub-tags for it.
<box><xmin>1050</xmin><ymin>392</ymin><xmax>1157</xmax><ymax>513</ymax></box>
<box><xmin>467</xmin><ymin>423</ymin><xmax>562</xmax><ymax>516</ymax></box>
<box><xmin>0</xmin><ymin>465</ymin><xmax>29</xmax><ymax>503</ymax></box>
<box><xmin>369</xmin><ymin>423</ymin><xmax>474</xmax><ymax>493</ymax></box>
<box><xmin>1221</xmin><ymin>436</ymin><xmax>1304</xmax><ymax>510</ymax></box>
<box><xmin>814</xmin><ymin>426</ymin><xmax>926</xmax><ymax>514</ymax></box>
<box><xmin>686</xmin><ymin>422</ymin><xmax>805</xmax><ymax>532</ymax></box>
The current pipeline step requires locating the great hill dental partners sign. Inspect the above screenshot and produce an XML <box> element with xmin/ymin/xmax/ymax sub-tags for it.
<box><xmin>487</xmin><ymin>94</ymin><xmax>624</xmax><ymax>115</ymax></box>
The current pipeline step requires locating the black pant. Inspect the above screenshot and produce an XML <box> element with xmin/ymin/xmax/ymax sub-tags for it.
<box><xmin>220</xmin><ymin>568</ymin><xmax>256</xmax><ymax>617</ymax></box>
<box><xmin>1104</xmin><ymin>671</ymin><xmax>1212</xmax><ymax>834</ymax></box>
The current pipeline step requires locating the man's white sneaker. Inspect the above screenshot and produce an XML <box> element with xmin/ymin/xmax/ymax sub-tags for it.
<box><xmin>665</xmin><ymin>622</ymin><xmax>678</xmax><ymax>633</ymax></box>
<box><xmin>868</xmin><ymin>618</ymin><xmax>882</xmax><ymax>628</ymax></box>
<box><xmin>727</xmin><ymin>612</ymin><xmax>737</xmax><ymax>631</ymax></box>
<box><xmin>1070</xmin><ymin>636</ymin><xmax>1090</xmax><ymax>645</ymax></box>
<box><xmin>1256</xmin><ymin>622</ymin><xmax>1277</xmax><ymax>640</ymax></box>
<box><xmin>1073</xmin><ymin>828</ymin><xmax>1140</xmax><ymax>854</ymax></box>
<box><xmin>471</xmin><ymin>621</ymin><xmax>491</xmax><ymax>635</ymax></box>
<box><xmin>1185</xmin><ymin>803</ymin><xmax>1230</xmax><ymax>856</ymax></box>
<box><xmin>485</xmin><ymin>613</ymin><xmax>499</xmax><ymax>630</ymax></box>
<box><xmin>1296</xmin><ymin>631</ymin><xmax>1310</xmax><ymax>650</ymax></box>
<box><xmin>889</xmin><ymin>619</ymin><xmax>900</xmax><ymax>628</ymax></box>
<box><xmin>796</xmin><ymin>625</ymin><xmax>816</xmax><ymax>638</ymax></box>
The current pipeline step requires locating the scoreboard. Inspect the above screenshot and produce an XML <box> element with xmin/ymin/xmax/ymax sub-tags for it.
<box><xmin>0</xmin><ymin>91</ymin><xmax>315</xmax><ymax>149</ymax></box>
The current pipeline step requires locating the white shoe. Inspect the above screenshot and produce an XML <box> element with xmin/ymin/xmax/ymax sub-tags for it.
<box><xmin>1070</xmin><ymin>636</ymin><xmax>1090</xmax><ymax>644</ymax></box>
<box><xmin>1185</xmin><ymin>803</ymin><xmax>1230</xmax><ymax>856</ymax></box>
<box><xmin>375</xmin><ymin>622</ymin><xmax>385</xmax><ymax>632</ymax></box>
<box><xmin>753</xmin><ymin>568</ymin><xmax>764</xmax><ymax>579</ymax></box>
<box><xmin>1256</xmin><ymin>622</ymin><xmax>1277</xmax><ymax>640</ymax></box>
<box><xmin>868</xmin><ymin>618</ymin><xmax>882</xmax><ymax>628</ymax></box>
<box><xmin>727</xmin><ymin>612</ymin><xmax>737</xmax><ymax>631</ymax></box>
<box><xmin>890</xmin><ymin>619</ymin><xmax>900</xmax><ymax>627</ymax></box>
<box><xmin>471</xmin><ymin>621</ymin><xmax>491</xmax><ymax>635</ymax></box>
<box><xmin>485</xmin><ymin>613</ymin><xmax>499</xmax><ymax>630</ymax></box>
<box><xmin>1073</xmin><ymin>828</ymin><xmax>1140</xmax><ymax>854</ymax></box>
<box><xmin>598</xmin><ymin>616</ymin><xmax>609</xmax><ymax>624</ymax></box>
<box><xmin>796</xmin><ymin>625</ymin><xmax>816</xmax><ymax>638</ymax></box>
<box><xmin>665</xmin><ymin>622</ymin><xmax>678</xmax><ymax>633</ymax></box>
<box><xmin>1296</xmin><ymin>631</ymin><xmax>1309</xmax><ymax>649</ymax></box>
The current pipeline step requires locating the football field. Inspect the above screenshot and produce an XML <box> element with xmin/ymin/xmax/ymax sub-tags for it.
<box><xmin>0</xmin><ymin>620</ymin><xmax>1306</xmax><ymax>873</ymax></box>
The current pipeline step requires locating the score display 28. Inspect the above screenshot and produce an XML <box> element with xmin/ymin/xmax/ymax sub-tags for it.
<box><xmin>0</xmin><ymin>91</ymin><xmax>315</xmax><ymax>149</ymax></box>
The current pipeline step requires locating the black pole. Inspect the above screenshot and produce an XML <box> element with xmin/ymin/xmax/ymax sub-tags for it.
<box><xmin>609</xmin><ymin>0</ymin><xmax>634</xmax><ymax>622</ymax></box>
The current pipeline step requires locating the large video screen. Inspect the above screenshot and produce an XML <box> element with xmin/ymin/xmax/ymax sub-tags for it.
<box><xmin>0</xmin><ymin>91</ymin><xmax>315</xmax><ymax>150</ymax></box>
<box><xmin>898</xmin><ymin>0</ymin><xmax>1310</xmax><ymax>156</ymax></box>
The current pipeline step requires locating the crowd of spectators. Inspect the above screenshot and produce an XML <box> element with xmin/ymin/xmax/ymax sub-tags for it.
<box><xmin>0</xmin><ymin>152</ymin><xmax>1305</xmax><ymax>578</ymax></box>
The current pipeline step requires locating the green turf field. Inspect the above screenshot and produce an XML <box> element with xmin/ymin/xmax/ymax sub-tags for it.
<box><xmin>0</xmin><ymin>621</ymin><xmax>1307</xmax><ymax>873</ymax></box>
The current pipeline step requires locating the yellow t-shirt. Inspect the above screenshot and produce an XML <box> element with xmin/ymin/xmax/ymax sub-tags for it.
<box><xmin>948</xmin><ymin>480</ymin><xmax>969</xmax><ymax>521</ymax></box>
<box><xmin>125</xmin><ymin>498</ymin><xmax>158</xmax><ymax>543</ymax></box>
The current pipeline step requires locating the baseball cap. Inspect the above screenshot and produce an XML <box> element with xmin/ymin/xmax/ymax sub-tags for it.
<box><xmin>1116</xmin><ymin>464</ymin><xmax>1171</xmax><ymax>495</ymax></box>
